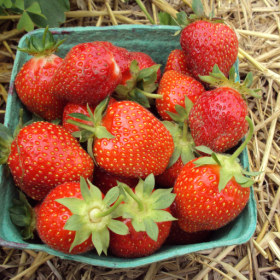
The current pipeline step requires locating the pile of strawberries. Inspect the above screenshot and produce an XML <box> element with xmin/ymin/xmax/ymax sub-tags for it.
<box><xmin>2</xmin><ymin>0</ymin><xmax>261</xmax><ymax>259</ymax></box>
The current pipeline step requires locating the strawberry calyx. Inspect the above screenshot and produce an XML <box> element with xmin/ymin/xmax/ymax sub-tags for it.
<box><xmin>17</xmin><ymin>26</ymin><xmax>66</xmax><ymax>57</ymax></box>
<box><xmin>67</xmin><ymin>98</ymin><xmax>115</xmax><ymax>157</ymax></box>
<box><xmin>199</xmin><ymin>64</ymin><xmax>261</xmax><ymax>99</ymax></box>
<box><xmin>114</xmin><ymin>60</ymin><xmax>163</xmax><ymax>108</ymax></box>
<box><xmin>162</xmin><ymin>96</ymin><xmax>196</xmax><ymax>168</ymax></box>
<box><xmin>194</xmin><ymin>117</ymin><xmax>262</xmax><ymax>192</ymax></box>
<box><xmin>118</xmin><ymin>174</ymin><xmax>176</xmax><ymax>241</ymax></box>
<box><xmin>9</xmin><ymin>191</ymin><xmax>36</xmax><ymax>240</ymax></box>
<box><xmin>56</xmin><ymin>177</ymin><xmax>128</xmax><ymax>255</ymax></box>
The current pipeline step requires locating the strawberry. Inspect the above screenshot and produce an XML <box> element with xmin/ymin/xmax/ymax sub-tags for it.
<box><xmin>14</xmin><ymin>27</ymin><xmax>67</xmax><ymax>121</ymax></box>
<box><xmin>36</xmin><ymin>178</ymin><xmax>128</xmax><ymax>254</ymax></box>
<box><xmin>174</xmin><ymin>117</ymin><xmax>260</xmax><ymax>232</ymax></box>
<box><xmin>101</xmin><ymin>42</ymin><xmax>132</xmax><ymax>86</ymax></box>
<box><xmin>109</xmin><ymin>174</ymin><xmax>176</xmax><ymax>258</ymax></box>
<box><xmin>179</xmin><ymin>0</ymin><xmax>238</xmax><ymax>82</ymax></box>
<box><xmin>49</xmin><ymin>42</ymin><xmax>121</xmax><ymax>106</ymax></box>
<box><xmin>0</xmin><ymin>115</ymin><xmax>94</xmax><ymax>200</ymax></box>
<box><xmin>93</xmin><ymin>165</ymin><xmax>138</xmax><ymax>194</ymax></box>
<box><xmin>156</xmin><ymin>70</ymin><xmax>205</xmax><ymax>121</ymax></box>
<box><xmin>189</xmin><ymin>65</ymin><xmax>261</xmax><ymax>153</ymax></box>
<box><xmin>164</xmin><ymin>202</ymin><xmax>210</xmax><ymax>245</ymax></box>
<box><xmin>164</xmin><ymin>49</ymin><xmax>191</xmax><ymax>76</ymax></box>
<box><xmin>69</xmin><ymin>99</ymin><xmax>174</xmax><ymax>179</ymax></box>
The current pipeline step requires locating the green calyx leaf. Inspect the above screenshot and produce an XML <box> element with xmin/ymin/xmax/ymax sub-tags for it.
<box><xmin>199</xmin><ymin>64</ymin><xmax>261</xmax><ymax>99</ymax></box>
<box><xmin>9</xmin><ymin>191</ymin><xmax>36</xmax><ymax>240</ymax></box>
<box><xmin>114</xmin><ymin>61</ymin><xmax>162</xmax><ymax>108</ymax></box>
<box><xmin>158</xmin><ymin>12</ymin><xmax>178</xmax><ymax>26</ymax></box>
<box><xmin>119</xmin><ymin>175</ymin><xmax>176</xmax><ymax>242</ymax></box>
<box><xmin>192</xmin><ymin>0</ymin><xmax>204</xmax><ymax>17</ymax></box>
<box><xmin>55</xmin><ymin>177</ymin><xmax>125</xmax><ymax>255</ymax></box>
<box><xmin>17</xmin><ymin>26</ymin><xmax>65</xmax><ymax>56</ymax></box>
<box><xmin>195</xmin><ymin>146</ymin><xmax>215</xmax><ymax>155</ymax></box>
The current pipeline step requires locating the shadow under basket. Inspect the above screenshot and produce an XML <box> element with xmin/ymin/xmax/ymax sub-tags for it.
<box><xmin>0</xmin><ymin>25</ymin><xmax>257</xmax><ymax>269</ymax></box>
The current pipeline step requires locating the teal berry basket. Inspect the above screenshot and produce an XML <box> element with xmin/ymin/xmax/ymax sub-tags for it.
<box><xmin>0</xmin><ymin>25</ymin><xmax>257</xmax><ymax>268</ymax></box>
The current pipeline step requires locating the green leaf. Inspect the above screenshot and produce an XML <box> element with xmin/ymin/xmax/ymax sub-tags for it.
<box><xmin>184</xmin><ymin>95</ymin><xmax>194</xmax><ymax>116</ymax></box>
<box><xmin>10</xmin><ymin>213</ymin><xmax>30</xmax><ymax>227</ymax></box>
<box><xmin>133</xmin><ymin>88</ymin><xmax>150</xmax><ymax>108</ymax></box>
<box><xmin>162</xmin><ymin>121</ymin><xmax>177</xmax><ymax>137</ymax></box>
<box><xmin>0</xmin><ymin>0</ymin><xmax>12</xmax><ymax>8</ymax></box>
<box><xmin>192</xmin><ymin>0</ymin><xmax>204</xmax><ymax>17</ymax></box>
<box><xmin>87</xmin><ymin>138</ymin><xmax>94</xmax><ymax>159</ymax></box>
<box><xmin>144</xmin><ymin>217</ymin><xmax>158</xmax><ymax>241</ymax></box>
<box><xmin>26</xmin><ymin>2</ymin><xmax>42</xmax><ymax>15</ymax></box>
<box><xmin>167</xmin><ymin>146</ymin><xmax>182</xmax><ymax>169</ymax></box>
<box><xmin>143</xmin><ymin>174</ymin><xmax>155</xmax><ymax>198</ymax></box>
<box><xmin>91</xmin><ymin>230</ymin><xmax>102</xmax><ymax>255</ymax></box>
<box><xmin>158</xmin><ymin>11</ymin><xmax>178</xmax><ymax>26</ymax></box>
<box><xmin>238</xmin><ymin>178</ymin><xmax>255</xmax><ymax>188</ymax></box>
<box><xmin>17</xmin><ymin>11</ymin><xmax>34</xmax><ymax>32</ymax></box>
<box><xmin>234</xmin><ymin>174</ymin><xmax>250</xmax><ymax>184</ymax></box>
<box><xmin>134</xmin><ymin>178</ymin><xmax>144</xmax><ymax>198</ymax></box>
<box><xmin>68</xmin><ymin>113</ymin><xmax>93</xmax><ymax>122</ymax></box>
<box><xmin>195</xmin><ymin>146</ymin><xmax>215</xmax><ymax>155</ymax></box>
<box><xmin>94</xmin><ymin>97</ymin><xmax>109</xmax><ymax>125</ymax></box>
<box><xmin>107</xmin><ymin>219</ymin><xmax>129</xmax><ymax>235</ymax></box>
<box><xmin>149</xmin><ymin>188</ymin><xmax>172</xmax><ymax>202</ymax></box>
<box><xmin>79</xmin><ymin>130</ymin><xmax>94</xmax><ymax>143</ymax></box>
<box><xmin>137</xmin><ymin>66</ymin><xmax>158</xmax><ymax>81</ymax></box>
<box><xmin>88</xmin><ymin>181</ymin><xmax>102</xmax><ymax>202</ymax></box>
<box><xmin>194</xmin><ymin>157</ymin><xmax>217</xmax><ymax>167</ymax></box>
<box><xmin>242</xmin><ymin>170</ymin><xmax>262</xmax><ymax>176</ymax></box>
<box><xmin>181</xmin><ymin>145</ymin><xmax>195</xmax><ymax>165</ymax></box>
<box><xmin>99</xmin><ymin>228</ymin><xmax>110</xmax><ymax>255</ymax></box>
<box><xmin>152</xmin><ymin>193</ymin><xmax>176</xmax><ymax>210</ymax></box>
<box><xmin>211</xmin><ymin>153</ymin><xmax>222</xmax><ymax>166</ymax></box>
<box><xmin>14</xmin><ymin>0</ymin><xmax>24</xmax><ymax>10</ymax></box>
<box><xmin>95</xmin><ymin>126</ymin><xmax>115</xmax><ymax>139</ymax></box>
<box><xmin>103</xmin><ymin>187</ymin><xmax>119</xmax><ymax>207</ymax></box>
<box><xmin>243</xmin><ymin>72</ymin><xmax>253</xmax><ymax>88</ymax></box>
<box><xmin>55</xmin><ymin>198</ymin><xmax>86</xmax><ymax>215</ymax></box>
<box><xmin>218</xmin><ymin>168</ymin><xmax>233</xmax><ymax>192</ymax></box>
<box><xmin>131</xmin><ymin>218</ymin><xmax>145</xmax><ymax>232</ymax></box>
<box><xmin>175</xmin><ymin>104</ymin><xmax>188</xmax><ymax>119</ymax></box>
<box><xmin>228</xmin><ymin>65</ymin><xmax>236</xmax><ymax>83</ymax></box>
<box><xmin>175</xmin><ymin>11</ymin><xmax>189</xmax><ymax>26</ymax></box>
<box><xmin>150</xmin><ymin>210</ymin><xmax>177</xmax><ymax>222</ymax></box>
<box><xmin>64</xmin><ymin>214</ymin><xmax>85</xmax><ymax>231</ymax></box>
<box><xmin>130</xmin><ymin>60</ymin><xmax>140</xmax><ymax>78</ymax></box>
<box><xmin>80</xmin><ymin>177</ymin><xmax>91</xmax><ymax>203</ymax></box>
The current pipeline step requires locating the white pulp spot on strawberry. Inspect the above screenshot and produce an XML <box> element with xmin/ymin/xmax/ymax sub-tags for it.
<box><xmin>111</xmin><ymin>56</ymin><xmax>120</xmax><ymax>77</ymax></box>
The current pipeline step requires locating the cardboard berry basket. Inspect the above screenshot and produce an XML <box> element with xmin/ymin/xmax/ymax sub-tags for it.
<box><xmin>0</xmin><ymin>25</ymin><xmax>257</xmax><ymax>268</ymax></box>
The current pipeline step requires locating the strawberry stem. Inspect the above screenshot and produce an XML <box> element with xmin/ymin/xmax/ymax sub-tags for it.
<box><xmin>123</xmin><ymin>185</ymin><xmax>145</xmax><ymax>212</ymax></box>
<box><xmin>94</xmin><ymin>195</ymin><xmax>124</xmax><ymax>218</ymax></box>
<box><xmin>229</xmin><ymin>116</ymin><xmax>254</xmax><ymax>163</ymax></box>
<box><xmin>136</xmin><ymin>88</ymin><xmax>163</xmax><ymax>99</ymax></box>
<box><xmin>181</xmin><ymin>120</ymin><xmax>188</xmax><ymax>142</ymax></box>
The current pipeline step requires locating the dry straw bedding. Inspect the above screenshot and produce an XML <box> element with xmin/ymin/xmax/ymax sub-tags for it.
<box><xmin>1</xmin><ymin>0</ymin><xmax>280</xmax><ymax>279</ymax></box>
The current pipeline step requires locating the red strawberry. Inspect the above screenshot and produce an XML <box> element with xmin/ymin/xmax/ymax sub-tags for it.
<box><xmin>0</xmin><ymin>119</ymin><xmax>94</xmax><ymax>200</ymax></box>
<box><xmin>37</xmin><ymin>178</ymin><xmax>128</xmax><ymax>255</ymax></box>
<box><xmin>93</xmin><ymin>100</ymin><xmax>174</xmax><ymax>178</ymax></box>
<box><xmin>129</xmin><ymin>51</ymin><xmax>161</xmax><ymax>84</ymax></box>
<box><xmin>156</xmin><ymin>70</ymin><xmax>205</xmax><ymax>121</ymax></box>
<box><xmin>109</xmin><ymin>175</ymin><xmax>176</xmax><ymax>258</ymax></box>
<box><xmin>93</xmin><ymin>165</ymin><xmax>138</xmax><ymax>194</ymax></box>
<box><xmin>164</xmin><ymin>202</ymin><xmax>210</xmax><ymax>245</ymax></box>
<box><xmin>101</xmin><ymin>42</ymin><xmax>132</xmax><ymax>86</ymax></box>
<box><xmin>15</xmin><ymin>27</ymin><xmax>67</xmax><ymax>121</ymax></box>
<box><xmin>189</xmin><ymin>66</ymin><xmax>260</xmax><ymax>153</ymax></box>
<box><xmin>49</xmin><ymin>42</ymin><xmax>121</xmax><ymax>106</ymax></box>
<box><xmin>174</xmin><ymin>118</ymin><xmax>257</xmax><ymax>232</ymax></box>
<box><xmin>164</xmin><ymin>49</ymin><xmax>191</xmax><ymax>76</ymax></box>
<box><xmin>180</xmin><ymin>20</ymin><xmax>238</xmax><ymax>82</ymax></box>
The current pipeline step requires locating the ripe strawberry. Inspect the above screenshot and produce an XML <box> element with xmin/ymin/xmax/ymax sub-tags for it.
<box><xmin>164</xmin><ymin>202</ymin><xmax>210</xmax><ymax>245</ymax></box>
<box><xmin>174</xmin><ymin>118</ymin><xmax>259</xmax><ymax>232</ymax></box>
<box><xmin>93</xmin><ymin>165</ymin><xmax>138</xmax><ymax>194</ymax></box>
<box><xmin>178</xmin><ymin>0</ymin><xmax>239</xmax><ymax>83</ymax></box>
<box><xmin>68</xmin><ymin>99</ymin><xmax>174</xmax><ymax>179</ymax></box>
<box><xmin>164</xmin><ymin>49</ymin><xmax>191</xmax><ymax>76</ymax></box>
<box><xmin>101</xmin><ymin>42</ymin><xmax>132</xmax><ymax>86</ymax></box>
<box><xmin>189</xmin><ymin>65</ymin><xmax>260</xmax><ymax>153</ymax></box>
<box><xmin>109</xmin><ymin>175</ymin><xmax>176</xmax><ymax>258</ymax></box>
<box><xmin>14</xmin><ymin>27</ymin><xmax>67</xmax><ymax>121</ymax></box>
<box><xmin>36</xmin><ymin>178</ymin><xmax>128</xmax><ymax>254</ymax></box>
<box><xmin>0</xmin><ymin>118</ymin><xmax>94</xmax><ymax>201</ymax></box>
<box><xmin>156</xmin><ymin>70</ymin><xmax>205</xmax><ymax>121</ymax></box>
<box><xmin>49</xmin><ymin>42</ymin><xmax>121</xmax><ymax>106</ymax></box>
